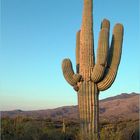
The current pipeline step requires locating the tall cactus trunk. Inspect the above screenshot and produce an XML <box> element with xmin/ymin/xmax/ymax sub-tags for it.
<box><xmin>78</xmin><ymin>81</ymin><xmax>99</xmax><ymax>140</ymax></box>
<box><xmin>78</xmin><ymin>1</ymin><xmax>100</xmax><ymax>138</ymax></box>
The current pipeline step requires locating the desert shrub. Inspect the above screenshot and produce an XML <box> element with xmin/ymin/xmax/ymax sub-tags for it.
<box><xmin>22</xmin><ymin>121</ymin><xmax>43</xmax><ymax>140</ymax></box>
<box><xmin>1</xmin><ymin>117</ymin><xmax>15</xmax><ymax>140</ymax></box>
<box><xmin>100</xmin><ymin>120</ymin><xmax>140</xmax><ymax>140</ymax></box>
<box><xmin>1</xmin><ymin>116</ymin><xmax>139</xmax><ymax>140</ymax></box>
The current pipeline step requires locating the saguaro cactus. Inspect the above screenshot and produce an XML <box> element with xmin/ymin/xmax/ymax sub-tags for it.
<box><xmin>62</xmin><ymin>0</ymin><xmax>124</xmax><ymax>140</ymax></box>
<box><xmin>62</xmin><ymin>118</ymin><xmax>66</xmax><ymax>133</ymax></box>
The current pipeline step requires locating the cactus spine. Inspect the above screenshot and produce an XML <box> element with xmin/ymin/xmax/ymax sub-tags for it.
<box><xmin>62</xmin><ymin>0</ymin><xmax>124</xmax><ymax>139</ymax></box>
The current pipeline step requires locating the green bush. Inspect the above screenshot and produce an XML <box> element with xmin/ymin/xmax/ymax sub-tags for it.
<box><xmin>1</xmin><ymin>116</ymin><xmax>139</xmax><ymax>140</ymax></box>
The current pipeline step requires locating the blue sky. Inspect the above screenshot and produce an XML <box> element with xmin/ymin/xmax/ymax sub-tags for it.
<box><xmin>0</xmin><ymin>0</ymin><xmax>139</xmax><ymax>111</ymax></box>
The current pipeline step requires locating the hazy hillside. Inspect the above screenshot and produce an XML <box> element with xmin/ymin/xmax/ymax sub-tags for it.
<box><xmin>1</xmin><ymin>92</ymin><xmax>140</xmax><ymax>122</ymax></box>
<box><xmin>99</xmin><ymin>92</ymin><xmax>139</xmax><ymax>122</ymax></box>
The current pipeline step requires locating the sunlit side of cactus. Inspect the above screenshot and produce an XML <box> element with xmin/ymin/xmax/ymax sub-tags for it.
<box><xmin>62</xmin><ymin>0</ymin><xmax>124</xmax><ymax>139</ymax></box>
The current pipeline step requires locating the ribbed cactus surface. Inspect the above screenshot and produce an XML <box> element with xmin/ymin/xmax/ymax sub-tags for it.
<box><xmin>62</xmin><ymin>0</ymin><xmax>124</xmax><ymax>139</ymax></box>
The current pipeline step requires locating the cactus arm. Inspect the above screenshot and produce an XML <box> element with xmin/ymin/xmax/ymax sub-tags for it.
<box><xmin>76</xmin><ymin>30</ymin><xmax>81</xmax><ymax>73</ymax></box>
<box><xmin>96</xmin><ymin>28</ymin><xmax>109</xmax><ymax>65</ymax></box>
<box><xmin>97</xmin><ymin>24</ymin><xmax>124</xmax><ymax>91</ymax></box>
<box><xmin>62</xmin><ymin>58</ymin><xmax>81</xmax><ymax>87</ymax></box>
<box><xmin>91</xmin><ymin>19</ymin><xmax>110</xmax><ymax>82</ymax></box>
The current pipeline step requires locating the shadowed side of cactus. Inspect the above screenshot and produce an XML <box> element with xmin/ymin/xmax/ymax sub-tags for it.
<box><xmin>62</xmin><ymin>0</ymin><xmax>124</xmax><ymax>140</ymax></box>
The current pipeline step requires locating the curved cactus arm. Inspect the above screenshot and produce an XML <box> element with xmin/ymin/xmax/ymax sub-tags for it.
<box><xmin>62</xmin><ymin>58</ymin><xmax>82</xmax><ymax>87</ymax></box>
<box><xmin>76</xmin><ymin>30</ymin><xmax>81</xmax><ymax>73</ymax></box>
<box><xmin>97</xmin><ymin>24</ymin><xmax>124</xmax><ymax>91</ymax></box>
<box><xmin>91</xmin><ymin>19</ymin><xmax>110</xmax><ymax>82</ymax></box>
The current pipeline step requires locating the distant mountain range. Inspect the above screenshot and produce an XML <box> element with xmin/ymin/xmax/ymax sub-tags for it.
<box><xmin>1</xmin><ymin>92</ymin><xmax>140</xmax><ymax>122</ymax></box>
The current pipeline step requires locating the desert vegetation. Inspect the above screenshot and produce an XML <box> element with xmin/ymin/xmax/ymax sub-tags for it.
<box><xmin>1</xmin><ymin>116</ymin><xmax>139</xmax><ymax>140</ymax></box>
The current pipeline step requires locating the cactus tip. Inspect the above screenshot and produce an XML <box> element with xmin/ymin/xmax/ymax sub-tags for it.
<box><xmin>114</xmin><ymin>23</ymin><xmax>124</xmax><ymax>33</ymax></box>
<box><xmin>101</xmin><ymin>19</ymin><xmax>110</xmax><ymax>29</ymax></box>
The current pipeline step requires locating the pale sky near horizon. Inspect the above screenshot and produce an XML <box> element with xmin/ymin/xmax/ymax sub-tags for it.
<box><xmin>0</xmin><ymin>0</ymin><xmax>140</xmax><ymax>111</ymax></box>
